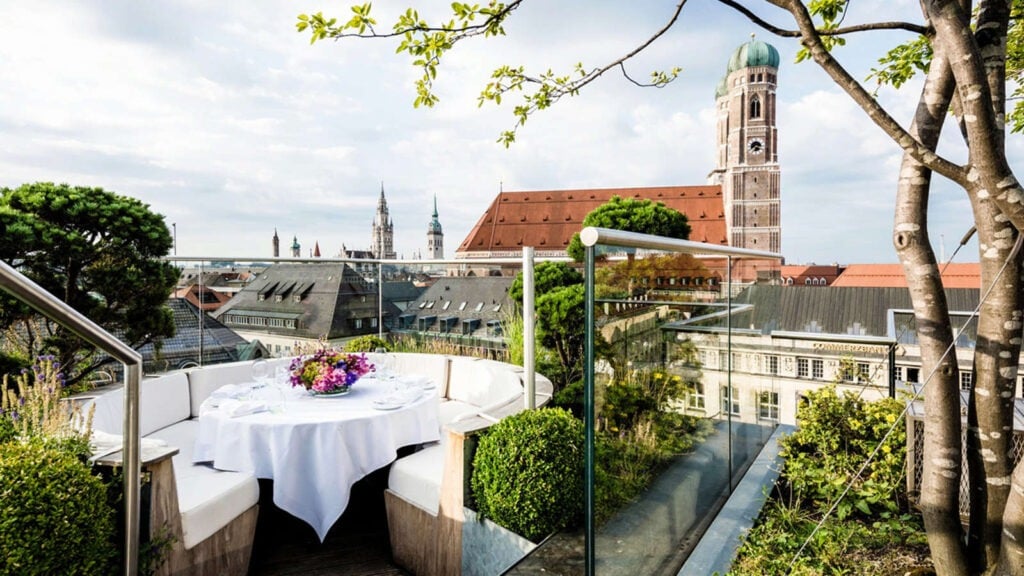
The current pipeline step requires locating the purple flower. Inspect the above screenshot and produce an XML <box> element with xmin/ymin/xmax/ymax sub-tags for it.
<box><xmin>289</xmin><ymin>348</ymin><xmax>374</xmax><ymax>393</ymax></box>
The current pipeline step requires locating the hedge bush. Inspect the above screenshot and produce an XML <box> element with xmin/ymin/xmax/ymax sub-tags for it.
<box><xmin>0</xmin><ymin>438</ymin><xmax>116</xmax><ymax>575</ymax></box>
<box><xmin>343</xmin><ymin>335</ymin><xmax>390</xmax><ymax>353</ymax></box>
<box><xmin>471</xmin><ymin>407</ymin><xmax>584</xmax><ymax>542</ymax></box>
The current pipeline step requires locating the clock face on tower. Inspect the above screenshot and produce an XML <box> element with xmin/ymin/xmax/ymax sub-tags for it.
<box><xmin>747</xmin><ymin>138</ymin><xmax>765</xmax><ymax>154</ymax></box>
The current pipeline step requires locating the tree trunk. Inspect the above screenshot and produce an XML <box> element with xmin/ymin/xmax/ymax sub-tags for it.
<box><xmin>997</xmin><ymin>461</ymin><xmax>1024</xmax><ymax>574</ymax></box>
<box><xmin>892</xmin><ymin>43</ymin><xmax>970</xmax><ymax>576</ymax></box>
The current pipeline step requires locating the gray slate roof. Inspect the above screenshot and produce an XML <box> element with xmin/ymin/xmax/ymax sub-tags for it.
<box><xmin>141</xmin><ymin>298</ymin><xmax>256</xmax><ymax>371</ymax></box>
<box><xmin>398</xmin><ymin>276</ymin><xmax>513</xmax><ymax>336</ymax></box>
<box><xmin>722</xmin><ymin>285</ymin><xmax>980</xmax><ymax>337</ymax></box>
<box><xmin>213</xmin><ymin>263</ymin><xmax>382</xmax><ymax>340</ymax></box>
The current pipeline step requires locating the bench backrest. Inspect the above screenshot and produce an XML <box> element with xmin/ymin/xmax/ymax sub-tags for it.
<box><xmin>385</xmin><ymin>352</ymin><xmax>449</xmax><ymax>398</ymax></box>
<box><xmin>185</xmin><ymin>360</ymin><xmax>257</xmax><ymax>418</ymax></box>
<box><xmin>447</xmin><ymin>356</ymin><xmax>523</xmax><ymax>409</ymax></box>
<box><xmin>89</xmin><ymin>372</ymin><xmax>191</xmax><ymax>436</ymax></box>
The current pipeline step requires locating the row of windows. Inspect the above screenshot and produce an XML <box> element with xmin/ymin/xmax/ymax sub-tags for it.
<box><xmin>224</xmin><ymin>315</ymin><xmax>298</xmax><ymax>330</ymax></box>
<box><xmin>896</xmin><ymin>366</ymin><xmax>974</xmax><ymax>390</ymax></box>
<box><xmin>419</xmin><ymin>300</ymin><xmax>499</xmax><ymax>313</ymax></box>
<box><xmin>782</xmin><ymin>277</ymin><xmax>829</xmax><ymax>286</ymax></box>
<box><xmin>650</xmin><ymin>276</ymin><xmax>719</xmax><ymax>287</ymax></box>
<box><xmin>352</xmin><ymin>318</ymin><xmax>378</xmax><ymax>330</ymax></box>
<box><xmin>748</xmin><ymin>72</ymin><xmax>776</xmax><ymax>84</ymax></box>
<box><xmin>684</xmin><ymin>384</ymin><xmax>779</xmax><ymax>421</ymax></box>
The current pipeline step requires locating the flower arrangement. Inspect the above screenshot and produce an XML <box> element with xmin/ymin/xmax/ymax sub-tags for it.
<box><xmin>288</xmin><ymin>348</ymin><xmax>374</xmax><ymax>394</ymax></box>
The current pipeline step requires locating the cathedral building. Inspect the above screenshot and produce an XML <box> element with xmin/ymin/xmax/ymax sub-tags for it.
<box><xmin>710</xmin><ymin>35</ymin><xmax>781</xmax><ymax>254</ymax></box>
<box><xmin>455</xmin><ymin>37</ymin><xmax>783</xmax><ymax>280</ymax></box>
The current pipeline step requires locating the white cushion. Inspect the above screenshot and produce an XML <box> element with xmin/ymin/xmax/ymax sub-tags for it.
<box><xmin>438</xmin><ymin>400</ymin><xmax>478</xmax><ymax>426</ymax></box>
<box><xmin>87</xmin><ymin>389</ymin><xmax>124</xmax><ymax>436</ymax></box>
<box><xmin>186</xmin><ymin>360</ymin><xmax>258</xmax><ymax>418</ymax></box>
<box><xmin>87</xmin><ymin>373</ymin><xmax>191</xmax><ymax>437</ymax></box>
<box><xmin>177</xmin><ymin>468</ymin><xmax>259</xmax><ymax>549</ymax></box>
<box><xmin>145</xmin><ymin>420</ymin><xmax>199</xmax><ymax>469</ymax></box>
<box><xmin>448</xmin><ymin>358</ymin><xmax>522</xmax><ymax>409</ymax></box>
<box><xmin>389</xmin><ymin>353</ymin><xmax>449</xmax><ymax>397</ymax></box>
<box><xmin>388</xmin><ymin>442</ymin><xmax>444</xmax><ymax>515</ymax></box>
<box><xmin>141</xmin><ymin>374</ymin><xmax>191</xmax><ymax>436</ymax></box>
<box><xmin>147</xmin><ymin>420</ymin><xmax>259</xmax><ymax>549</ymax></box>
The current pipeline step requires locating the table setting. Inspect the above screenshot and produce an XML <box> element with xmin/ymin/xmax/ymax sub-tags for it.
<box><xmin>192</xmin><ymin>349</ymin><xmax>441</xmax><ymax>540</ymax></box>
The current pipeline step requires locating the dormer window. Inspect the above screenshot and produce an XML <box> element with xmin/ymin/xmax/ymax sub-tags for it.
<box><xmin>475</xmin><ymin>302</ymin><xmax>484</xmax><ymax>312</ymax></box>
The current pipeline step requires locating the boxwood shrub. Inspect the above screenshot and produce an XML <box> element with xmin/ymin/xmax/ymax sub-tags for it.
<box><xmin>471</xmin><ymin>407</ymin><xmax>584</xmax><ymax>542</ymax></box>
<box><xmin>0</xmin><ymin>438</ymin><xmax>116</xmax><ymax>575</ymax></box>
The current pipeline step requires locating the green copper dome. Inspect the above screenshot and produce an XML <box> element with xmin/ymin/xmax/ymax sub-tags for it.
<box><xmin>714</xmin><ymin>75</ymin><xmax>729</xmax><ymax>99</ymax></box>
<box><xmin>726</xmin><ymin>36</ymin><xmax>780</xmax><ymax>73</ymax></box>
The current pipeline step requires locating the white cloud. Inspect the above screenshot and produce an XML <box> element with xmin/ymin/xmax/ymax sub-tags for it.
<box><xmin>0</xmin><ymin>0</ymin><xmax>1010</xmax><ymax>265</ymax></box>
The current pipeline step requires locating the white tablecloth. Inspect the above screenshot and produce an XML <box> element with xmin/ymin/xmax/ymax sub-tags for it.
<box><xmin>193</xmin><ymin>375</ymin><xmax>440</xmax><ymax>541</ymax></box>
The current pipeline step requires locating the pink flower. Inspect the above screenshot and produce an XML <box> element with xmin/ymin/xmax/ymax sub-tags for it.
<box><xmin>289</xmin><ymin>349</ymin><xmax>374</xmax><ymax>393</ymax></box>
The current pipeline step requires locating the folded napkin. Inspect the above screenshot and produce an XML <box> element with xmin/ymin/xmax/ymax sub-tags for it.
<box><xmin>218</xmin><ymin>399</ymin><xmax>268</xmax><ymax>418</ymax></box>
<box><xmin>210</xmin><ymin>383</ymin><xmax>249</xmax><ymax>401</ymax></box>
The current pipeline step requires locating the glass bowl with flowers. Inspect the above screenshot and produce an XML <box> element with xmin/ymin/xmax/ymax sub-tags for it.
<box><xmin>288</xmin><ymin>347</ymin><xmax>375</xmax><ymax>396</ymax></box>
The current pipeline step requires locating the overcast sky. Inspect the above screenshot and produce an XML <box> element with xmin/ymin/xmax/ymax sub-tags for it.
<box><xmin>1</xmin><ymin>0</ymin><xmax>1014</xmax><ymax>265</ymax></box>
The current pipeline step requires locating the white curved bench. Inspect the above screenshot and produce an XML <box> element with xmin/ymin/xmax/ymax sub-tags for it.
<box><xmin>375</xmin><ymin>354</ymin><xmax>554</xmax><ymax>576</ymax></box>
<box><xmin>83</xmin><ymin>360</ymin><xmax>263</xmax><ymax>576</ymax></box>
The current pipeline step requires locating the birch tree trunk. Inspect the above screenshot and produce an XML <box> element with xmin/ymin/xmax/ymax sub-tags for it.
<box><xmin>893</xmin><ymin>42</ymin><xmax>970</xmax><ymax>575</ymax></box>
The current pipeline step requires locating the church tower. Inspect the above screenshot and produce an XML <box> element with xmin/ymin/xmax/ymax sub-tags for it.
<box><xmin>273</xmin><ymin>228</ymin><xmax>280</xmax><ymax>258</ymax></box>
<box><xmin>371</xmin><ymin>185</ymin><xmax>396</xmax><ymax>259</ymax></box>
<box><xmin>710</xmin><ymin>35</ymin><xmax>781</xmax><ymax>254</ymax></box>
<box><xmin>426</xmin><ymin>195</ymin><xmax>444</xmax><ymax>259</ymax></box>
<box><xmin>291</xmin><ymin>235</ymin><xmax>300</xmax><ymax>258</ymax></box>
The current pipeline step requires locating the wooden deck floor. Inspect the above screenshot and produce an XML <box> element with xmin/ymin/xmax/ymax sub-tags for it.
<box><xmin>247</xmin><ymin>469</ymin><xmax>410</xmax><ymax>576</ymax></box>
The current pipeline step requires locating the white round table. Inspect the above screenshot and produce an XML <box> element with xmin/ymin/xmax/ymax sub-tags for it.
<box><xmin>193</xmin><ymin>375</ymin><xmax>440</xmax><ymax>541</ymax></box>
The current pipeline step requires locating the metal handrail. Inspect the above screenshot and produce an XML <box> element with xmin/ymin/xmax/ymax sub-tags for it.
<box><xmin>0</xmin><ymin>260</ymin><xmax>142</xmax><ymax>576</ymax></box>
<box><xmin>579</xmin><ymin>226</ymin><xmax>783</xmax><ymax>259</ymax></box>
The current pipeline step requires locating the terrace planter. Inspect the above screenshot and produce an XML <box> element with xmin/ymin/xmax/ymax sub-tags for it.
<box><xmin>461</xmin><ymin>508</ymin><xmax>536</xmax><ymax>576</ymax></box>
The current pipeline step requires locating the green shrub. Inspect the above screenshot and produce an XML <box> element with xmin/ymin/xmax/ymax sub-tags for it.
<box><xmin>780</xmin><ymin>385</ymin><xmax>907</xmax><ymax>519</ymax></box>
<box><xmin>0</xmin><ymin>438</ymin><xmax>117</xmax><ymax>575</ymax></box>
<box><xmin>343</xmin><ymin>335</ymin><xmax>390</xmax><ymax>352</ymax></box>
<box><xmin>471</xmin><ymin>407</ymin><xmax>584</xmax><ymax>541</ymax></box>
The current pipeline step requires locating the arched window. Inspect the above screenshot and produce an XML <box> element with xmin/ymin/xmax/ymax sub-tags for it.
<box><xmin>749</xmin><ymin>95</ymin><xmax>761</xmax><ymax>118</ymax></box>
<box><xmin>805</xmin><ymin>278</ymin><xmax>812</xmax><ymax>285</ymax></box>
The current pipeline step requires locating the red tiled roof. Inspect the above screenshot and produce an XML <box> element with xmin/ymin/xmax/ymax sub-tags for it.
<box><xmin>831</xmin><ymin>263</ymin><xmax>981</xmax><ymax>288</ymax></box>
<box><xmin>456</xmin><ymin>186</ymin><xmax>727</xmax><ymax>256</ymax></box>
<box><xmin>780</xmin><ymin>264</ymin><xmax>845</xmax><ymax>286</ymax></box>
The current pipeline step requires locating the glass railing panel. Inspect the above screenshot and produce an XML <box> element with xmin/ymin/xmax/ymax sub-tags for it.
<box><xmin>581</xmin><ymin>229</ymin><xmax>783</xmax><ymax>575</ymax></box>
<box><xmin>148</xmin><ymin>256</ymin><xmax>543</xmax><ymax>376</ymax></box>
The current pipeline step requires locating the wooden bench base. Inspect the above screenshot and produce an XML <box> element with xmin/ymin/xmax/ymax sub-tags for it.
<box><xmin>147</xmin><ymin>454</ymin><xmax>259</xmax><ymax>576</ymax></box>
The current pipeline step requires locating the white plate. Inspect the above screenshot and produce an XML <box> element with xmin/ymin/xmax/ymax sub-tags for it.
<box><xmin>372</xmin><ymin>401</ymin><xmax>404</xmax><ymax>410</ymax></box>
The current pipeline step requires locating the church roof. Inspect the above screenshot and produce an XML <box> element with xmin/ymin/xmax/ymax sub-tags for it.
<box><xmin>727</xmin><ymin>37</ymin><xmax>780</xmax><ymax>73</ymax></box>
<box><xmin>456</xmin><ymin>185</ymin><xmax>727</xmax><ymax>256</ymax></box>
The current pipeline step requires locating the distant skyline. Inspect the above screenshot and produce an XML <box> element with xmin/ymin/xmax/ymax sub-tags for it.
<box><xmin>1</xmin><ymin>1</ymin><xmax>1015</xmax><ymax>264</ymax></box>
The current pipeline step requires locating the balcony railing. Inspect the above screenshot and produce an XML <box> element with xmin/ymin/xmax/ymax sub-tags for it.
<box><xmin>0</xmin><ymin>260</ymin><xmax>144</xmax><ymax>576</ymax></box>
<box><xmin>5</xmin><ymin>239</ymin><xmax>794</xmax><ymax>575</ymax></box>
